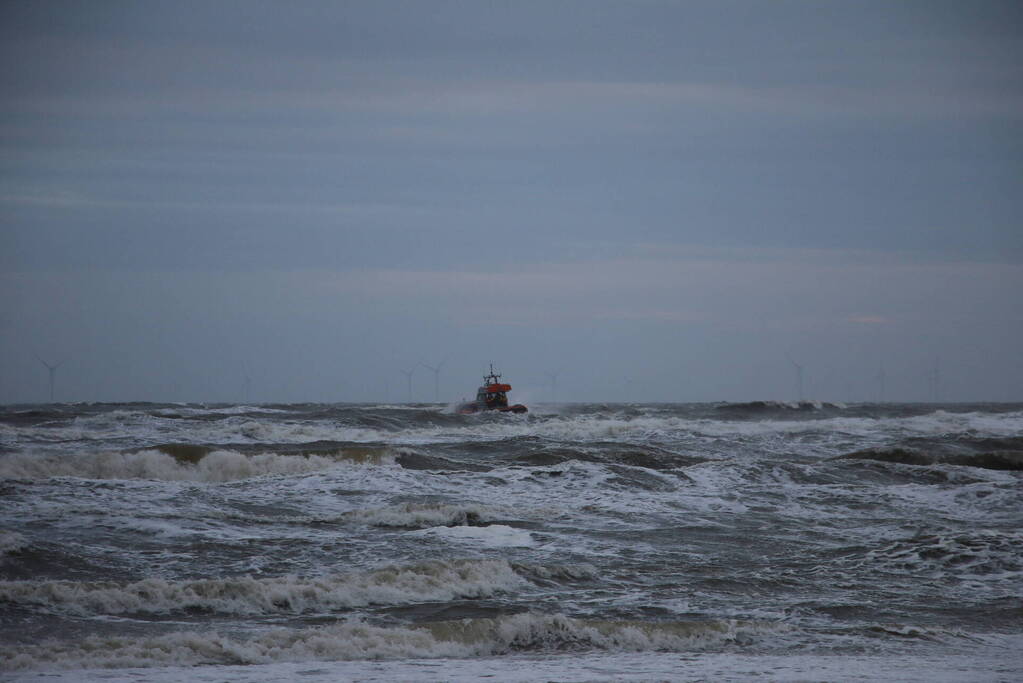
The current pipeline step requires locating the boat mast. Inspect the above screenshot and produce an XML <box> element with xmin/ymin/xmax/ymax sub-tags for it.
<box><xmin>485</xmin><ymin>362</ymin><xmax>501</xmax><ymax>385</ymax></box>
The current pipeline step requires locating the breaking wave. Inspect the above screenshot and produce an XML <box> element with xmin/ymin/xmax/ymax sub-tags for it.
<box><xmin>2</xmin><ymin>613</ymin><xmax>778</xmax><ymax>670</ymax></box>
<box><xmin>5</xmin><ymin>406</ymin><xmax>1022</xmax><ymax>455</ymax></box>
<box><xmin>862</xmin><ymin>530</ymin><xmax>1023</xmax><ymax>580</ymax></box>
<box><xmin>0</xmin><ymin>448</ymin><xmax>395</xmax><ymax>482</ymax></box>
<box><xmin>341</xmin><ymin>502</ymin><xmax>511</xmax><ymax>529</ymax></box>
<box><xmin>835</xmin><ymin>447</ymin><xmax>1023</xmax><ymax>471</ymax></box>
<box><xmin>409</xmin><ymin>524</ymin><xmax>536</xmax><ymax>548</ymax></box>
<box><xmin>0</xmin><ymin>531</ymin><xmax>29</xmax><ymax>558</ymax></box>
<box><xmin>0</xmin><ymin>559</ymin><xmax>526</xmax><ymax>617</ymax></box>
<box><xmin>714</xmin><ymin>400</ymin><xmax>846</xmax><ymax>417</ymax></box>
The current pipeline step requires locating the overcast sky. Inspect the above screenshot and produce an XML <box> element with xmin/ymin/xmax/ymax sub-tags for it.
<box><xmin>2</xmin><ymin>0</ymin><xmax>1021</xmax><ymax>404</ymax></box>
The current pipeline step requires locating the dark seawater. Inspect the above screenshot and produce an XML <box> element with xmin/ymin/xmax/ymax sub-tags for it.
<box><xmin>1</xmin><ymin>401</ymin><xmax>1021</xmax><ymax>681</ymax></box>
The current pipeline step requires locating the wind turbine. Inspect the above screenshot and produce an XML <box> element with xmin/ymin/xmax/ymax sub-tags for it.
<box><xmin>544</xmin><ymin>370</ymin><xmax>561</xmax><ymax>404</ymax></box>
<box><xmin>420</xmin><ymin>359</ymin><xmax>445</xmax><ymax>402</ymax></box>
<box><xmin>35</xmin><ymin>354</ymin><xmax>64</xmax><ymax>403</ymax></box>
<box><xmin>928</xmin><ymin>357</ymin><xmax>941</xmax><ymax>403</ymax></box>
<box><xmin>786</xmin><ymin>354</ymin><xmax>804</xmax><ymax>402</ymax></box>
<box><xmin>875</xmin><ymin>362</ymin><xmax>886</xmax><ymax>403</ymax></box>
<box><xmin>399</xmin><ymin>366</ymin><xmax>416</xmax><ymax>404</ymax></box>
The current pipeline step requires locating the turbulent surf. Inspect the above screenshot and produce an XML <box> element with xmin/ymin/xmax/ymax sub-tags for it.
<box><xmin>1</xmin><ymin>401</ymin><xmax>1021</xmax><ymax>680</ymax></box>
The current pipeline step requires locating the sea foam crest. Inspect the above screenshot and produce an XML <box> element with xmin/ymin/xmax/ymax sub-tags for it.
<box><xmin>153</xmin><ymin>405</ymin><xmax>289</xmax><ymax>417</ymax></box>
<box><xmin>0</xmin><ymin>448</ymin><xmax>390</xmax><ymax>482</ymax></box>
<box><xmin>0</xmin><ymin>559</ymin><xmax>525</xmax><ymax>617</ymax></box>
<box><xmin>0</xmin><ymin>530</ymin><xmax>29</xmax><ymax>558</ymax></box>
<box><xmin>863</xmin><ymin>530</ymin><xmax>1023</xmax><ymax>581</ymax></box>
<box><xmin>3</xmin><ymin>613</ymin><xmax>778</xmax><ymax>670</ymax></box>
<box><xmin>444</xmin><ymin>613</ymin><xmax>776</xmax><ymax>652</ymax></box>
<box><xmin>410</xmin><ymin>524</ymin><xmax>536</xmax><ymax>548</ymax></box>
<box><xmin>342</xmin><ymin>501</ymin><xmax>511</xmax><ymax>528</ymax></box>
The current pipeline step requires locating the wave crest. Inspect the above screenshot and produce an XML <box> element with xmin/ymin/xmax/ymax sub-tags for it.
<box><xmin>863</xmin><ymin>530</ymin><xmax>1023</xmax><ymax>580</ymax></box>
<box><xmin>835</xmin><ymin>446</ymin><xmax>1023</xmax><ymax>471</ymax></box>
<box><xmin>2</xmin><ymin>613</ymin><xmax>778</xmax><ymax>670</ymax></box>
<box><xmin>342</xmin><ymin>502</ymin><xmax>509</xmax><ymax>529</ymax></box>
<box><xmin>0</xmin><ymin>530</ymin><xmax>29</xmax><ymax>558</ymax></box>
<box><xmin>714</xmin><ymin>400</ymin><xmax>846</xmax><ymax>417</ymax></box>
<box><xmin>0</xmin><ymin>448</ymin><xmax>395</xmax><ymax>482</ymax></box>
<box><xmin>0</xmin><ymin>559</ymin><xmax>525</xmax><ymax>617</ymax></box>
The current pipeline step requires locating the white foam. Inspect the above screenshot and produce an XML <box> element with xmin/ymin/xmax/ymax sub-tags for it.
<box><xmin>152</xmin><ymin>406</ymin><xmax>290</xmax><ymax>417</ymax></box>
<box><xmin>863</xmin><ymin>529</ymin><xmax>1023</xmax><ymax>582</ymax></box>
<box><xmin>0</xmin><ymin>530</ymin><xmax>29</xmax><ymax>557</ymax></box>
<box><xmin>0</xmin><ymin>449</ymin><xmax>390</xmax><ymax>482</ymax></box>
<box><xmin>880</xmin><ymin>480</ymin><xmax>1023</xmax><ymax>524</ymax></box>
<box><xmin>410</xmin><ymin>524</ymin><xmax>536</xmax><ymax>548</ymax></box>
<box><xmin>367</xmin><ymin>404</ymin><xmax>448</xmax><ymax>411</ymax></box>
<box><xmin>2</xmin><ymin>623</ymin><xmax>471</xmax><ymax>671</ymax></box>
<box><xmin>7</xmin><ymin>406</ymin><xmax>1022</xmax><ymax>455</ymax></box>
<box><xmin>0</xmin><ymin>559</ymin><xmax>526</xmax><ymax>617</ymax></box>
<box><xmin>343</xmin><ymin>502</ymin><xmax>511</xmax><ymax>528</ymax></box>
<box><xmin>2</xmin><ymin>613</ymin><xmax>776</xmax><ymax>671</ymax></box>
<box><xmin>6</xmin><ymin>650</ymin><xmax>1021</xmax><ymax>682</ymax></box>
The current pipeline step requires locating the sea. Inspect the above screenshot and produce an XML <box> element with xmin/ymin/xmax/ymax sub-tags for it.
<box><xmin>1</xmin><ymin>401</ymin><xmax>1021</xmax><ymax>681</ymax></box>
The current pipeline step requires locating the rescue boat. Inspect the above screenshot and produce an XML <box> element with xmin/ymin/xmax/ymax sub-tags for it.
<box><xmin>457</xmin><ymin>364</ymin><xmax>528</xmax><ymax>414</ymax></box>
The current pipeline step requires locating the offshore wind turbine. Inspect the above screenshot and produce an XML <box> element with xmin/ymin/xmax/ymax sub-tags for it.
<box><xmin>240</xmin><ymin>358</ymin><xmax>255</xmax><ymax>405</ymax></box>
<box><xmin>35</xmin><ymin>354</ymin><xmax>64</xmax><ymax>403</ymax></box>
<box><xmin>927</xmin><ymin>357</ymin><xmax>941</xmax><ymax>402</ymax></box>
<box><xmin>876</xmin><ymin>362</ymin><xmax>886</xmax><ymax>403</ymax></box>
<box><xmin>786</xmin><ymin>354</ymin><xmax>804</xmax><ymax>402</ymax></box>
<box><xmin>419</xmin><ymin>359</ymin><xmax>445</xmax><ymax>402</ymax></box>
<box><xmin>399</xmin><ymin>366</ymin><xmax>416</xmax><ymax>404</ymax></box>
<box><xmin>544</xmin><ymin>370</ymin><xmax>561</xmax><ymax>404</ymax></box>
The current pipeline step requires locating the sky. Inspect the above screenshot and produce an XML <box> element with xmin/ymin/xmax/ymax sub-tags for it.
<box><xmin>1</xmin><ymin>0</ymin><xmax>1021</xmax><ymax>404</ymax></box>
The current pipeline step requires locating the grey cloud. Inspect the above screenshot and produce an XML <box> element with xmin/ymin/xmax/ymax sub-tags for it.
<box><xmin>2</xmin><ymin>1</ymin><xmax>1021</xmax><ymax>403</ymax></box>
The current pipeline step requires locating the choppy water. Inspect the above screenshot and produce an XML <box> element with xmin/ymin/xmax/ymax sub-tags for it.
<box><xmin>1</xmin><ymin>401</ymin><xmax>1021</xmax><ymax>681</ymax></box>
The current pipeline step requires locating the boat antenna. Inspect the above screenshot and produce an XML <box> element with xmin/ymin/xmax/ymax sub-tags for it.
<box><xmin>485</xmin><ymin>362</ymin><xmax>501</xmax><ymax>384</ymax></box>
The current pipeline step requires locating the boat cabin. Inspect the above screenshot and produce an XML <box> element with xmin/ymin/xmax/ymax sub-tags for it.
<box><xmin>477</xmin><ymin>376</ymin><xmax>512</xmax><ymax>409</ymax></box>
<box><xmin>458</xmin><ymin>364</ymin><xmax>528</xmax><ymax>414</ymax></box>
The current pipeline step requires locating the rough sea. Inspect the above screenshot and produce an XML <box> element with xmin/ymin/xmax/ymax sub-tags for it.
<box><xmin>1</xmin><ymin>401</ymin><xmax>1021</xmax><ymax>681</ymax></box>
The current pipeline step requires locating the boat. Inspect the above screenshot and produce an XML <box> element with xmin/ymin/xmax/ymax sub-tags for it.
<box><xmin>457</xmin><ymin>364</ymin><xmax>528</xmax><ymax>414</ymax></box>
